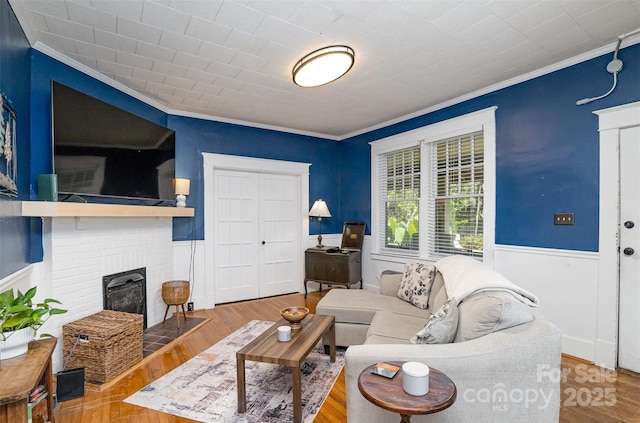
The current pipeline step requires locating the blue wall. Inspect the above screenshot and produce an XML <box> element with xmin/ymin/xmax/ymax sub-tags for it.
<box><xmin>0</xmin><ymin>0</ymin><xmax>31</xmax><ymax>279</ymax></box>
<box><xmin>27</xmin><ymin>52</ymin><xmax>343</xmax><ymax>244</ymax></box>
<box><xmin>167</xmin><ymin>115</ymin><xmax>341</xmax><ymax>240</ymax></box>
<box><xmin>341</xmin><ymin>43</ymin><xmax>640</xmax><ymax>252</ymax></box>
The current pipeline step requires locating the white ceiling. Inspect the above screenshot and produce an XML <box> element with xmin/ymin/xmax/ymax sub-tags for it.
<box><xmin>9</xmin><ymin>0</ymin><xmax>640</xmax><ymax>138</ymax></box>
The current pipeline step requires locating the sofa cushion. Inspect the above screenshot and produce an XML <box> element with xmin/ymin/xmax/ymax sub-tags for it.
<box><xmin>397</xmin><ymin>262</ymin><xmax>436</xmax><ymax>310</ymax></box>
<box><xmin>316</xmin><ymin>289</ymin><xmax>429</xmax><ymax>326</ymax></box>
<box><xmin>364</xmin><ymin>311</ymin><xmax>426</xmax><ymax>344</ymax></box>
<box><xmin>410</xmin><ymin>297</ymin><xmax>458</xmax><ymax>344</ymax></box>
<box><xmin>454</xmin><ymin>290</ymin><xmax>534</xmax><ymax>342</ymax></box>
<box><xmin>428</xmin><ymin>270</ymin><xmax>447</xmax><ymax>311</ymax></box>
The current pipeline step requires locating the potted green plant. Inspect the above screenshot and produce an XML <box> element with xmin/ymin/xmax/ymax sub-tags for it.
<box><xmin>0</xmin><ymin>286</ymin><xmax>67</xmax><ymax>359</ymax></box>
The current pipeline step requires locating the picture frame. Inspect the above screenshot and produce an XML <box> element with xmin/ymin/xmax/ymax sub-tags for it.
<box><xmin>0</xmin><ymin>91</ymin><xmax>17</xmax><ymax>197</ymax></box>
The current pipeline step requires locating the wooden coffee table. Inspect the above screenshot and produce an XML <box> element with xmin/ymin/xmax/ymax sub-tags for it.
<box><xmin>236</xmin><ymin>314</ymin><xmax>335</xmax><ymax>423</ymax></box>
<box><xmin>358</xmin><ymin>361</ymin><xmax>456</xmax><ymax>422</ymax></box>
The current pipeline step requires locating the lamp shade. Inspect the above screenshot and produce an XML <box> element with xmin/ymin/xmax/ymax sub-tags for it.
<box><xmin>173</xmin><ymin>178</ymin><xmax>190</xmax><ymax>195</ymax></box>
<box><xmin>293</xmin><ymin>45</ymin><xmax>355</xmax><ymax>87</ymax></box>
<box><xmin>309</xmin><ymin>199</ymin><xmax>331</xmax><ymax>218</ymax></box>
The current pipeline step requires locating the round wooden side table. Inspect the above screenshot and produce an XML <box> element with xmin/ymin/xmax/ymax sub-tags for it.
<box><xmin>358</xmin><ymin>361</ymin><xmax>456</xmax><ymax>423</ymax></box>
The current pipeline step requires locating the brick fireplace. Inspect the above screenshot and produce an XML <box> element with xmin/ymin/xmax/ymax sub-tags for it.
<box><xmin>103</xmin><ymin>267</ymin><xmax>148</xmax><ymax>328</ymax></box>
<box><xmin>39</xmin><ymin>216</ymin><xmax>174</xmax><ymax>372</ymax></box>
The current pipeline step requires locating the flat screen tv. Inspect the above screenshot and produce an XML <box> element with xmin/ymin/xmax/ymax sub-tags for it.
<box><xmin>51</xmin><ymin>81</ymin><xmax>175</xmax><ymax>202</ymax></box>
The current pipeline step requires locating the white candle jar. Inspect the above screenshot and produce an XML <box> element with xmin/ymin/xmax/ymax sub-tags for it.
<box><xmin>402</xmin><ymin>362</ymin><xmax>430</xmax><ymax>396</ymax></box>
<box><xmin>277</xmin><ymin>325</ymin><xmax>291</xmax><ymax>342</ymax></box>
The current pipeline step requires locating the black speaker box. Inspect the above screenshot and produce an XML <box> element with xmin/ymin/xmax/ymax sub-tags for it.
<box><xmin>56</xmin><ymin>368</ymin><xmax>85</xmax><ymax>402</ymax></box>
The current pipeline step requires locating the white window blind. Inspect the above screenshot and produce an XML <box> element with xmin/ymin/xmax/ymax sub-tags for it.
<box><xmin>426</xmin><ymin>131</ymin><xmax>484</xmax><ymax>258</ymax></box>
<box><xmin>378</xmin><ymin>146</ymin><xmax>420</xmax><ymax>252</ymax></box>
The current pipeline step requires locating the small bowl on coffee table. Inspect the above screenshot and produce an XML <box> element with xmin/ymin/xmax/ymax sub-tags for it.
<box><xmin>280</xmin><ymin>306</ymin><xmax>309</xmax><ymax>330</ymax></box>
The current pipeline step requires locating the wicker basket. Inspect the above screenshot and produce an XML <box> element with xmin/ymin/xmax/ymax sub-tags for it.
<box><xmin>162</xmin><ymin>280</ymin><xmax>190</xmax><ymax>305</ymax></box>
<box><xmin>62</xmin><ymin>310</ymin><xmax>143</xmax><ymax>384</ymax></box>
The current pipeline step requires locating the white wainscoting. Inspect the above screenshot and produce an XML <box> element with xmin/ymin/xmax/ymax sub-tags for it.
<box><xmin>358</xmin><ymin>239</ymin><xmax>607</xmax><ymax>367</ymax></box>
<box><xmin>4</xmin><ymin>231</ymin><xmax>611</xmax><ymax>368</ymax></box>
<box><xmin>493</xmin><ymin>245</ymin><xmax>605</xmax><ymax>366</ymax></box>
<box><xmin>172</xmin><ymin>240</ymin><xmax>209</xmax><ymax>309</ymax></box>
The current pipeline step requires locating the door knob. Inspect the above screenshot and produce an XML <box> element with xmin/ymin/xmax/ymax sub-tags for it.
<box><xmin>262</xmin><ymin>240</ymin><xmax>266</xmax><ymax>245</ymax></box>
<box><xmin>624</xmin><ymin>221</ymin><xmax>635</xmax><ymax>229</ymax></box>
<box><xmin>623</xmin><ymin>247</ymin><xmax>634</xmax><ymax>256</ymax></box>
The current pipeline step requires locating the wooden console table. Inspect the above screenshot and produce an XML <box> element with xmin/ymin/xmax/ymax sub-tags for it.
<box><xmin>304</xmin><ymin>247</ymin><xmax>362</xmax><ymax>296</ymax></box>
<box><xmin>0</xmin><ymin>337</ymin><xmax>57</xmax><ymax>423</ymax></box>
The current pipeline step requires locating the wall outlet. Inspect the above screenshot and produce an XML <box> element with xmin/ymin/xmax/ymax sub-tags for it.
<box><xmin>554</xmin><ymin>212</ymin><xmax>575</xmax><ymax>225</ymax></box>
<box><xmin>187</xmin><ymin>302</ymin><xmax>194</xmax><ymax>312</ymax></box>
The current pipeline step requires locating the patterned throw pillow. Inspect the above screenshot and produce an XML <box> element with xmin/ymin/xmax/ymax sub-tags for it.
<box><xmin>397</xmin><ymin>262</ymin><xmax>436</xmax><ymax>310</ymax></box>
<box><xmin>410</xmin><ymin>297</ymin><xmax>459</xmax><ymax>344</ymax></box>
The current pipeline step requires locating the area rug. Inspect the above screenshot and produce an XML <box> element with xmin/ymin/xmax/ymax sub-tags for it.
<box><xmin>124</xmin><ymin>320</ymin><xmax>345</xmax><ymax>422</ymax></box>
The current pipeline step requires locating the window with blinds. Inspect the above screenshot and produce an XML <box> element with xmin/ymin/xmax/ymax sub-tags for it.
<box><xmin>427</xmin><ymin>131</ymin><xmax>484</xmax><ymax>258</ymax></box>
<box><xmin>371</xmin><ymin>107</ymin><xmax>494</xmax><ymax>262</ymax></box>
<box><xmin>379</xmin><ymin>146</ymin><xmax>420</xmax><ymax>252</ymax></box>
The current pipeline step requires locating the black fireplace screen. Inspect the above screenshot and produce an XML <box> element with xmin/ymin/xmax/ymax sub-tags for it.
<box><xmin>103</xmin><ymin>267</ymin><xmax>147</xmax><ymax>328</ymax></box>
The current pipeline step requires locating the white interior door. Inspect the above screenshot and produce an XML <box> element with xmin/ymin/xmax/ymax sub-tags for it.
<box><xmin>259</xmin><ymin>173</ymin><xmax>299</xmax><ymax>297</ymax></box>
<box><xmin>214</xmin><ymin>170</ymin><xmax>260</xmax><ymax>303</ymax></box>
<box><xmin>619</xmin><ymin>125</ymin><xmax>640</xmax><ymax>373</ymax></box>
<box><xmin>213</xmin><ymin>170</ymin><xmax>300</xmax><ymax>303</ymax></box>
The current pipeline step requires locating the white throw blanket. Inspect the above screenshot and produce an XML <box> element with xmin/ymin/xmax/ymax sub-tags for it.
<box><xmin>435</xmin><ymin>255</ymin><xmax>539</xmax><ymax>306</ymax></box>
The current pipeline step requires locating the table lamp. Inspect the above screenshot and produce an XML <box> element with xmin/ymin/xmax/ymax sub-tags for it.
<box><xmin>309</xmin><ymin>199</ymin><xmax>331</xmax><ymax>248</ymax></box>
<box><xmin>174</xmin><ymin>178</ymin><xmax>190</xmax><ymax>207</ymax></box>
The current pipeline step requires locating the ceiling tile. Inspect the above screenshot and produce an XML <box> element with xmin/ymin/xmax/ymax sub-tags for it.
<box><xmin>136</xmin><ymin>40</ymin><xmax>176</xmax><ymax>61</ymax></box>
<box><xmin>96</xmin><ymin>58</ymin><xmax>133</xmax><ymax>78</ymax></box>
<box><xmin>34</xmin><ymin>29</ymin><xmax>77</xmax><ymax>53</ymax></box>
<box><xmin>21</xmin><ymin>0</ymin><xmax>69</xmax><ymax>19</ymax></box>
<box><xmin>95</xmin><ymin>28</ymin><xmax>137</xmax><ymax>53</ymax></box>
<box><xmin>214</xmin><ymin>1</ymin><xmax>265</xmax><ymax>34</ymax></box>
<box><xmin>196</xmin><ymin>41</ymin><xmax>237</xmax><ymax>63</ymax></box>
<box><xmin>185</xmin><ymin>16</ymin><xmax>231</xmax><ymax>44</ymax></box>
<box><xmin>117</xmin><ymin>16</ymin><xmax>162</xmax><ymax>44</ymax></box>
<box><xmin>75</xmin><ymin>40</ymin><xmax>116</xmax><ymax>61</ymax></box>
<box><xmin>44</xmin><ymin>14</ymin><xmax>93</xmax><ymax>43</ymax></box>
<box><xmin>185</xmin><ymin>68</ymin><xmax>216</xmax><ymax>84</ymax></box>
<box><xmin>168</xmin><ymin>0</ymin><xmax>223</xmax><ymax>21</ymax></box>
<box><xmin>66</xmin><ymin>1</ymin><xmax>116</xmax><ymax>32</ymax></box>
<box><xmin>173</xmin><ymin>51</ymin><xmax>211</xmax><ymax>71</ymax></box>
<box><xmin>141</xmin><ymin>1</ymin><xmax>191</xmax><ymax>34</ymax></box>
<box><xmin>152</xmin><ymin>60</ymin><xmax>188</xmax><ymax>78</ymax></box>
<box><xmin>159</xmin><ymin>31</ymin><xmax>202</xmax><ymax>55</ymax></box>
<box><xmin>117</xmin><ymin>50</ymin><xmax>154</xmax><ymax>70</ymax></box>
<box><xmin>132</xmin><ymin>67</ymin><xmax>166</xmax><ymax>84</ymax></box>
<box><xmin>91</xmin><ymin>0</ymin><xmax>143</xmax><ymax>21</ymax></box>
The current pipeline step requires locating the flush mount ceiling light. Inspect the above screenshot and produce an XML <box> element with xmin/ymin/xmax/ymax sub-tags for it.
<box><xmin>292</xmin><ymin>45</ymin><xmax>355</xmax><ymax>87</ymax></box>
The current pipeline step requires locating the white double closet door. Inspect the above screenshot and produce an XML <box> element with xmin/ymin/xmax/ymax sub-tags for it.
<box><xmin>213</xmin><ymin>169</ymin><xmax>299</xmax><ymax>304</ymax></box>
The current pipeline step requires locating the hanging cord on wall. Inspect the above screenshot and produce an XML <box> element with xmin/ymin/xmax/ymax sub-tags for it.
<box><xmin>62</xmin><ymin>334</ymin><xmax>82</xmax><ymax>371</ymax></box>
<box><xmin>187</xmin><ymin>151</ymin><xmax>203</xmax><ymax>305</ymax></box>
<box><xmin>576</xmin><ymin>27</ymin><xmax>640</xmax><ymax>105</ymax></box>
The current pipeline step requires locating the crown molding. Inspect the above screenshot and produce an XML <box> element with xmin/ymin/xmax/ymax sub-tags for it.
<box><xmin>342</xmin><ymin>34</ymin><xmax>640</xmax><ymax>140</ymax></box>
<box><xmin>32</xmin><ymin>30</ymin><xmax>640</xmax><ymax>142</ymax></box>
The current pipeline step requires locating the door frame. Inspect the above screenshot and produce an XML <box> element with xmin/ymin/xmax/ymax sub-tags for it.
<box><xmin>596</xmin><ymin>101</ymin><xmax>640</xmax><ymax>369</ymax></box>
<box><xmin>203</xmin><ymin>153</ymin><xmax>311</xmax><ymax>307</ymax></box>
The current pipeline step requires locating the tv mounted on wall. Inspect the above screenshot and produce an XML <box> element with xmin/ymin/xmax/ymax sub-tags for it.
<box><xmin>51</xmin><ymin>81</ymin><xmax>176</xmax><ymax>202</ymax></box>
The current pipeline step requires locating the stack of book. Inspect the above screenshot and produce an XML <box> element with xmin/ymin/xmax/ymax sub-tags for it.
<box><xmin>28</xmin><ymin>384</ymin><xmax>49</xmax><ymax>423</ymax></box>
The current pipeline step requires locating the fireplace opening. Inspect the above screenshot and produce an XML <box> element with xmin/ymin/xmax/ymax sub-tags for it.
<box><xmin>103</xmin><ymin>268</ymin><xmax>147</xmax><ymax>329</ymax></box>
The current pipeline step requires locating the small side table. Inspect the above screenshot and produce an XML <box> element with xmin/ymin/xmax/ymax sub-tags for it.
<box><xmin>358</xmin><ymin>361</ymin><xmax>456</xmax><ymax>423</ymax></box>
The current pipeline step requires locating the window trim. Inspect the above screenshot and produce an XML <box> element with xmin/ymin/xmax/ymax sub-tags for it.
<box><xmin>370</xmin><ymin>107</ymin><xmax>497</xmax><ymax>266</ymax></box>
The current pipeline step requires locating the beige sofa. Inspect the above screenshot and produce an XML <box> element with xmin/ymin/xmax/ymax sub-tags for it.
<box><xmin>316</xmin><ymin>255</ymin><xmax>562</xmax><ymax>423</ymax></box>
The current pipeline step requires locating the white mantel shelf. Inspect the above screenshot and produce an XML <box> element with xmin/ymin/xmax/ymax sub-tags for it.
<box><xmin>20</xmin><ymin>201</ymin><xmax>194</xmax><ymax>217</ymax></box>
